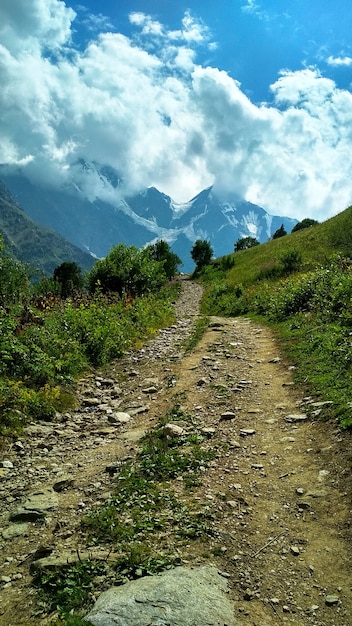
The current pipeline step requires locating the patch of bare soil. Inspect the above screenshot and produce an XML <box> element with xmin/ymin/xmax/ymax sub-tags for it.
<box><xmin>0</xmin><ymin>280</ymin><xmax>351</xmax><ymax>626</ymax></box>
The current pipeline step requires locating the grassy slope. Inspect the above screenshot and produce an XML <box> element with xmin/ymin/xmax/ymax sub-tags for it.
<box><xmin>225</xmin><ymin>206</ymin><xmax>352</xmax><ymax>287</ymax></box>
<box><xmin>200</xmin><ymin>205</ymin><xmax>352</xmax><ymax>428</ymax></box>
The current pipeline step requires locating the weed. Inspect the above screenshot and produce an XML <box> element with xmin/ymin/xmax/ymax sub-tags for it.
<box><xmin>33</xmin><ymin>560</ymin><xmax>107</xmax><ymax>617</ymax></box>
<box><xmin>183</xmin><ymin>316</ymin><xmax>209</xmax><ymax>353</ymax></box>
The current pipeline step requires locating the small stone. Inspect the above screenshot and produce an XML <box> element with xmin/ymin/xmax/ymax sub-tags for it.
<box><xmin>243</xmin><ymin>589</ymin><xmax>254</xmax><ymax>601</ymax></box>
<box><xmin>285</xmin><ymin>414</ymin><xmax>308</xmax><ymax>423</ymax></box>
<box><xmin>1</xmin><ymin>576</ymin><xmax>11</xmax><ymax>584</ymax></box>
<box><xmin>108</xmin><ymin>412</ymin><xmax>131</xmax><ymax>424</ymax></box>
<box><xmin>296</xmin><ymin>488</ymin><xmax>305</xmax><ymax>495</ymax></box>
<box><xmin>142</xmin><ymin>386</ymin><xmax>158</xmax><ymax>394</ymax></box>
<box><xmin>82</xmin><ymin>397</ymin><xmax>100</xmax><ymax>406</ymax></box>
<box><xmin>325</xmin><ymin>595</ymin><xmax>339</xmax><ymax>606</ymax></box>
<box><xmin>13</xmin><ymin>441</ymin><xmax>24</xmax><ymax>451</ymax></box>
<box><xmin>290</xmin><ymin>546</ymin><xmax>300</xmax><ymax>556</ymax></box>
<box><xmin>162</xmin><ymin>423</ymin><xmax>185</xmax><ymax>437</ymax></box>
<box><xmin>251</xmin><ymin>464</ymin><xmax>264</xmax><ymax>470</ymax></box>
<box><xmin>283</xmin><ymin>605</ymin><xmax>290</xmax><ymax>612</ymax></box>
<box><xmin>1</xmin><ymin>460</ymin><xmax>14</xmax><ymax>469</ymax></box>
<box><xmin>201</xmin><ymin>427</ymin><xmax>216</xmax><ymax>437</ymax></box>
<box><xmin>270</xmin><ymin>598</ymin><xmax>280</xmax><ymax>605</ymax></box>
<box><xmin>297</xmin><ymin>501</ymin><xmax>311</xmax><ymax>510</ymax></box>
<box><xmin>240</xmin><ymin>429</ymin><xmax>256</xmax><ymax>437</ymax></box>
<box><xmin>196</xmin><ymin>378</ymin><xmax>208</xmax><ymax>386</ymax></box>
<box><xmin>220</xmin><ymin>411</ymin><xmax>236</xmax><ymax>421</ymax></box>
<box><xmin>53</xmin><ymin>477</ymin><xmax>75</xmax><ymax>492</ymax></box>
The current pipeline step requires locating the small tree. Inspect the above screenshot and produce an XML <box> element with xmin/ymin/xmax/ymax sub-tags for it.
<box><xmin>53</xmin><ymin>262</ymin><xmax>83</xmax><ymax>298</ymax></box>
<box><xmin>191</xmin><ymin>239</ymin><xmax>213</xmax><ymax>271</ymax></box>
<box><xmin>234</xmin><ymin>236</ymin><xmax>260</xmax><ymax>252</ymax></box>
<box><xmin>87</xmin><ymin>244</ymin><xmax>166</xmax><ymax>297</ymax></box>
<box><xmin>146</xmin><ymin>240</ymin><xmax>182</xmax><ymax>280</ymax></box>
<box><xmin>291</xmin><ymin>219</ymin><xmax>319</xmax><ymax>233</ymax></box>
<box><xmin>272</xmin><ymin>224</ymin><xmax>287</xmax><ymax>239</ymax></box>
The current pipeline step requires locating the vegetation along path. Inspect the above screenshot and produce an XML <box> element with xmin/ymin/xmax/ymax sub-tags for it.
<box><xmin>0</xmin><ymin>279</ymin><xmax>351</xmax><ymax>625</ymax></box>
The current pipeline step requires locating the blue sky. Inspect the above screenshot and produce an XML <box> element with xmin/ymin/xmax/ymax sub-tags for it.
<box><xmin>1</xmin><ymin>0</ymin><xmax>352</xmax><ymax>220</ymax></box>
<box><xmin>71</xmin><ymin>0</ymin><xmax>352</xmax><ymax>103</ymax></box>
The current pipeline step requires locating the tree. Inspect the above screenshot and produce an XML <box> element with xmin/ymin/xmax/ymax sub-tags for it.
<box><xmin>190</xmin><ymin>239</ymin><xmax>213</xmax><ymax>271</ymax></box>
<box><xmin>272</xmin><ymin>224</ymin><xmax>287</xmax><ymax>239</ymax></box>
<box><xmin>291</xmin><ymin>219</ymin><xmax>319</xmax><ymax>233</ymax></box>
<box><xmin>146</xmin><ymin>240</ymin><xmax>182</xmax><ymax>280</ymax></box>
<box><xmin>87</xmin><ymin>243</ymin><xmax>166</xmax><ymax>297</ymax></box>
<box><xmin>234</xmin><ymin>236</ymin><xmax>260</xmax><ymax>252</ymax></box>
<box><xmin>53</xmin><ymin>261</ymin><xmax>82</xmax><ymax>298</ymax></box>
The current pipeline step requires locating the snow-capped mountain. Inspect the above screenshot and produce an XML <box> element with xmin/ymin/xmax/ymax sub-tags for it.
<box><xmin>0</xmin><ymin>164</ymin><xmax>297</xmax><ymax>271</ymax></box>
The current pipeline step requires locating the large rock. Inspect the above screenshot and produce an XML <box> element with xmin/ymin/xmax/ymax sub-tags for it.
<box><xmin>10</xmin><ymin>487</ymin><xmax>58</xmax><ymax>522</ymax></box>
<box><xmin>84</xmin><ymin>565</ymin><xmax>238</xmax><ymax>626</ymax></box>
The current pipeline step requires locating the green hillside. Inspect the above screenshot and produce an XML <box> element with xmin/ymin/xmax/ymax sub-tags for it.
<box><xmin>200</xmin><ymin>206</ymin><xmax>352</xmax><ymax>428</ymax></box>
<box><xmin>222</xmin><ymin>206</ymin><xmax>352</xmax><ymax>288</ymax></box>
<box><xmin>0</xmin><ymin>180</ymin><xmax>94</xmax><ymax>275</ymax></box>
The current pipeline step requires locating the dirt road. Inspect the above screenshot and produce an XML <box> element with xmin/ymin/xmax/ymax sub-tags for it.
<box><xmin>0</xmin><ymin>280</ymin><xmax>351</xmax><ymax>625</ymax></box>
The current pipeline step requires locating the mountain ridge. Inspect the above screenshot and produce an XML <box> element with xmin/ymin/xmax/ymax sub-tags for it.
<box><xmin>0</xmin><ymin>165</ymin><xmax>298</xmax><ymax>271</ymax></box>
<box><xmin>0</xmin><ymin>180</ymin><xmax>94</xmax><ymax>275</ymax></box>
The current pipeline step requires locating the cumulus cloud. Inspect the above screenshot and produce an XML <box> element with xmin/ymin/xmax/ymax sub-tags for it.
<box><xmin>327</xmin><ymin>55</ymin><xmax>352</xmax><ymax>67</ymax></box>
<box><xmin>0</xmin><ymin>0</ymin><xmax>352</xmax><ymax>221</ymax></box>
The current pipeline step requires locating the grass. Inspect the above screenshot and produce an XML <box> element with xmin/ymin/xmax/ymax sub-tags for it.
<box><xmin>199</xmin><ymin>207</ymin><xmax>352</xmax><ymax>428</ymax></box>
<box><xmin>183</xmin><ymin>314</ymin><xmax>209</xmax><ymax>353</ymax></box>
<box><xmin>33</xmin><ymin>400</ymin><xmax>217</xmax><ymax>621</ymax></box>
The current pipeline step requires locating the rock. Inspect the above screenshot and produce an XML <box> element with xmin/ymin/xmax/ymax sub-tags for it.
<box><xmin>243</xmin><ymin>589</ymin><xmax>254</xmax><ymax>601</ymax></box>
<box><xmin>82</xmin><ymin>398</ymin><xmax>100</xmax><ymax>406</ymax></box>
<box><xmin>297</xmin><ymin>501</ymin><xmax>311</xmax><ymax>510</ymax></box>
<box><xmin>52</xmin><ymin>477</ymin><xmax>75</xmax><ymax>492</ymax></box>
<box><xmin>142</xmin><ymin>386</ymin><xmax>159</xmax><ymax>394</ymax></box>
<box><xmin>1</xmin><ymin>460</ymin><xmax>14</xmax><ymax>469</ymax></box>
<box><xmin>13</xmin><ymin>441</ymin><xmax>24</xmax><ymax>451</ymax></box>
<box><xmin>161</xmin><ymin>423</ymin><xmax>185</xmax><ymax>437</ymax></box>
<box><xmin>240</xmin><ymin>429</ymin><xmax>256</xmax><ymax>437</ymax></box>
<box><xmin>108</xmin><ymin>412</ymin><xmax>131</xmax><ymax>424</ymax></box>
<box><xmin>10</xmin><ymin>487</ymin><xmax>58</xmax><ymax>522</ymax></box>
<box><xmin>126</xmin><ymin>405</ymin><xmax>149</xmax><ymax>416</ymax></box>
<box><xmin>30</xmin><ymin>550</ymin><xmax>114</xmax><ymax>573</ymax></box>
<box><xmin>2</xmin><ymin>523</ymin><xmax>29</xmax><ymax>540</ymax></box>
<box><xmin>84</xmin><ymin>566</ymin><xmax>238</xmax><ymax>626</ymax></box>
<box><xmin>196</xmin><ymin>378</ymin><xmax>208</xmax><ymax>386</ymax></box>
<box><xmin>325</xmin><ymin>595</ymin><xmax>339</xmax><ymax>606</ymax></box>
<box><xmin>201</xmin><ymin>427</ymin><xmax>216</xmax><ymax>437</ymax></box>
<box><xmin>285</xmin><ymin>414</ymin><xmax>308</xmax><ymax>423</ymax></box>
<box><xmin>290</xmin><ymin>546</ymin><xmax>300</xmax><ymax>556</ymax></box>
<box><xmin>220</xmin><ymin>411</ymin><xmax>236</xmax><ymax>421</ymax></box>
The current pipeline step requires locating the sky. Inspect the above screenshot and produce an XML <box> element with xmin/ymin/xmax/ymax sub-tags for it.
<box><xmin>1</xmin><ymin>0</ymin><xmax>352</xmax><ymax>221</ymax></box>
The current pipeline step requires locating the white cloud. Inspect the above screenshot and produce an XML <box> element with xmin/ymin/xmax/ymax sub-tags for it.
<box><xmin>0</xmin><ymin>0</ymin><xmax>75</xmax><ymax>53</ymax></box>
<box><xmin>1</xmin><ymin>1</ymin><xmax>352</xmax><ymax>221</ymax></box>
<box><xmin>327</xmin><ymin>55</ymin><xmax>352</xmax><ymax>67</ymax></box>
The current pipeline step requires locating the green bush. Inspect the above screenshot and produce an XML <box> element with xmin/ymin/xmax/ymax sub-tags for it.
<box><xmin>87</xmin><ymin>244</ymin><xmax>167</xmax><ymax>296</ymax></box>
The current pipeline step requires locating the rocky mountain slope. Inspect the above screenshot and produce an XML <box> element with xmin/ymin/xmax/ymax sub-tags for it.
<box><xmin>0</xmin><ymin>181</ymin><xmax>94</xmax><ymax>275</ymax></box>
<box><xmin>0</xmin><ymin>164</ymin><xmax>297</xmax><ymax>271</ymax></box>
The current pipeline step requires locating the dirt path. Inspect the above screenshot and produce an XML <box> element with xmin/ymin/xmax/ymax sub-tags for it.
<box><xmin>0</xmin><ymin>280</ymin><xmax>351</xmax><ymax>625</ymax></box>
